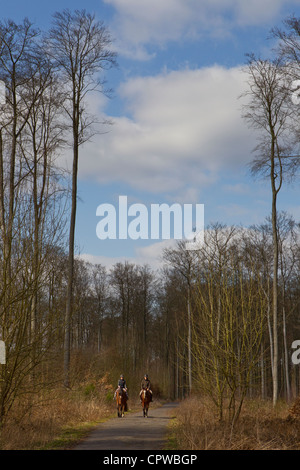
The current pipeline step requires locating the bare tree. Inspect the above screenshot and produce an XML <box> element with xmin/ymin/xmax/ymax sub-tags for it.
<box><xmin>0</xmin><ymin>18</ymin><xmax>68</xmax><ymax>424</ymax></box>
<box><xmin>272</xmin><ymin>16</ymin><xmax>300</xmax><ymax>75</ymax></box>
<box><xmin>191</xmin><ymin>226</ymin><xmax>267</xmax><ymax>424</ymax></box>
<box><xmin>241</xmin><ymin>55</ymin><xmax>298</xmax><ymax>406</ymax></box>
<box><xmin>46</xmin><ymin>9</ymin><xmax>116</xmax><ymax>387</ymax></box>
<box><xmin>110</xmin><ymin>261</ymin><xmax>138</xmax><ymax>371</ymax></box>
<box><xmin>0</xmin><ymin>18</ymin><xmax>41</xmax><ymax>296</ymax></box>
<box><xmin>91</xmin><ymin>264</ymin><xmax>108</xmax><ymax>353</ymax></box>
<box><xmin>163</xmin><ymin>241</ymin><xmax>197</xmax><ymax>395</ymax></box>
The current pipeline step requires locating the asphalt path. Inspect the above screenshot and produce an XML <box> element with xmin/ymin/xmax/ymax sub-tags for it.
<box><xmin>74</xmin><ymin>402</ymin><xmax>179</xmax><ymax>451</ymax></box>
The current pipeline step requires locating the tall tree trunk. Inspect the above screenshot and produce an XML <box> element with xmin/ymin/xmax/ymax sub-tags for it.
<box><xmin>64</xmin><ymin>121</ymin><xmax>79</xmax><ymax>388</ymax></box>
<box><xmin>270</xmin><ymin>137</ymin><xmax>282</xmax><ymax>407</ymax></box>
<box><xmin>283</xmin><ymin>301</ymin><xmax>291</xmax><ymax>401</ymax></box>
<box><xmin>187</xmin><ymin>286</ymin><xmax>192</xmax><ymax>395</ymax></box>
<box><xmin>271</xmin><ymin>176</ymin><xmax>278</xmax><ymax>407</ymax></box>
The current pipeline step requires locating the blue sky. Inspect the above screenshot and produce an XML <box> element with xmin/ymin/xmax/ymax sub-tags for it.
<box><xmin>2</xmin><ymin>0</ymin><xmax>300</xmax><ymax>269</ymax></box>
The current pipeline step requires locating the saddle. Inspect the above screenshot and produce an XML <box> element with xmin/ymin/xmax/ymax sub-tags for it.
<box><xmin>118</xmin><ymin>386</ymin><xmax>128</xmax><ymax>399</ymax></box>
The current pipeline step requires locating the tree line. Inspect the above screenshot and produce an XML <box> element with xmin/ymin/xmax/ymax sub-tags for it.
<box><xmin>0</xmin><ymin>10</ymin><xmax>300</xmax><ymax>427</ymax></box>
<box><xmin>0</xmin><ymin>9</ymin><xmax>116</xmax><ymax>425</ymax></box>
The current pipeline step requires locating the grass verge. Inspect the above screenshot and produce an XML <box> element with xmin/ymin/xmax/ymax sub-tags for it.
<box><xmin>169</xmin><ymin>396</ymin><xmax>300</xmax><ymax>450</ymax></box>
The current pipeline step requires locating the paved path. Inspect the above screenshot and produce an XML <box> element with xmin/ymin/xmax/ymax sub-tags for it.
<box><xmin>74</xmin><ymin>402</ymin><xmax>178</xmax><ymax>451</ymax></box>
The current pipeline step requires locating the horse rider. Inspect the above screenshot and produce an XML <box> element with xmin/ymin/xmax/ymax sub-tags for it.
<box><xmin>140</xmin><ymin>374</ymin><xmax>153</xmax><ymax>402</ymax></box>
<box><xmin>115</xmin><ymin>374</ymin><xmax>128</xmax><ymax>400</ymax></box>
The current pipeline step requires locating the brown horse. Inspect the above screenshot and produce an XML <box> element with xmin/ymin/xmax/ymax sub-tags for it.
<box><xmin>141</xmin><ymin>389</ymin><xmax>151</xmax><ymax>417</ymax></box>
<box><xmin>116</xmin><ymin>387</ymin><xmax>127</xmax><ymax>417</ymax></box>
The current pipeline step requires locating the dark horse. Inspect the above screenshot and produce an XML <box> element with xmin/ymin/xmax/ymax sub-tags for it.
<box><xmin>116</xmin><ymin>387</ymin><xmax>127</xmax><ymax>417</ymax></box>
<box><xmin>141</xmin><ymin>389</ymin><xmax>151</xmax><ymax>417</ymax></box>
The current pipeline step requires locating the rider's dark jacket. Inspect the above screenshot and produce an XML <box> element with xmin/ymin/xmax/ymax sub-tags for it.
<box><xmin>118</xmin><ymin>378</ymin><xmax>127</xmax><ymax>389</ymax></box>
<box><xmin>141</xmin><ymin>378</ymin><xmax>151</xmax><ymax>390</ymax></box>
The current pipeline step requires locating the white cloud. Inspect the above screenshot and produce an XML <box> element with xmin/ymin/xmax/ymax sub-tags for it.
<box><xmin>77</xmin><ymin>253</ymin><xmax>129</xmax><ymax>270</ymax></box>
<box><xmin>79</xmin><ymin>65</ymin><xmax>253</xmax><ymax>199</ymax></box>
<box><xmin>103</xmin><ymin>0</ymin><xmax>297</xmax><ymax>58</ymax></box>
<box><xmin>79</xmin><ymin>239</ymin><xmax>175</xmax><ymax>271</ymax></box>
<box><xmin>135</xmin><ymin>239</ymin><xmax>176</xmax><ymax>268</ymax></box>
<box><xmin>104</xmin><ymin>0</ymin><xmax>200</xmax><ymax>59</ymax></box>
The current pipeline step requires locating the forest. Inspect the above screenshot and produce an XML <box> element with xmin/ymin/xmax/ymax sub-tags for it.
<box><xmin>0</xmin><ymin>9</ymin><xmax>300</xmax><ymax>450</ymax></box>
